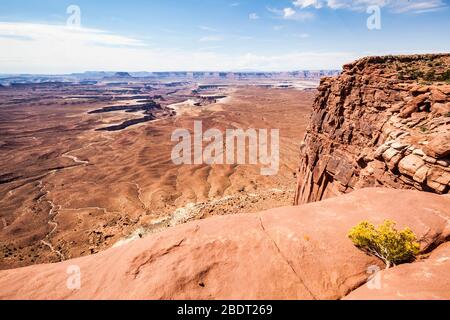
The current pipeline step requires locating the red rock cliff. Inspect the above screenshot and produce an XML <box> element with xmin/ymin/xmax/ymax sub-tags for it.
<box><xmin>295</xmin><ymin>54</ymin><xmax>450</xmax><ymax>205</ymax></box>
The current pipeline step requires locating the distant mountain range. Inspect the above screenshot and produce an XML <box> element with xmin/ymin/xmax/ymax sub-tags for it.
<box><xmin>0</xmin><ymin>70</ymin><xmax>341</xmax><ymax>86</ymax></box>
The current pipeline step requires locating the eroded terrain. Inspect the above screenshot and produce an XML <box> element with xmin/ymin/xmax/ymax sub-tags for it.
<box><xmin>0</xmin><ymin>79</ymin><xmax>315</xmax><ymax>269</ymax></box>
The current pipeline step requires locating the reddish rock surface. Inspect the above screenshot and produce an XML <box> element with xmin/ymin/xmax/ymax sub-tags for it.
<box><xmin>295</xmin><ymin>54</ymin><xmax>450</xmax><ymax>205</ymax></box>
<box><xmin>345</xmin><ymin>243</ymin><xmax>450</xmax><ymax>300</ymax></box>
<box><xmin>0</xmin><ymin>188</ymin><xmax>449</xmax><ymax>300</ymax></box>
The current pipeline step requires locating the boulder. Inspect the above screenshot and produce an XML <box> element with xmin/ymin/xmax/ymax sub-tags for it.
<box><xmin>398</xmin><ymin>155</ymin><xmax>425</xmax><ymax>177</ymax></box>
<box><xmin>430</xmin><ymin>102</ymin><xmax>450</xmax><ymax>116</ymax></box>
<box><xmin>423</xmin><ymin>132</ymin><xmax>450</xmax><ymax>158</ymax></box>
<box><xmin>437</xmin><ymin>85</ymin><xmax>450</xmax><ymax>95</ymax></box>
<box><xmin>399</xmin><ymin>94</ymin><xmax>429</xmax><ymax>118</ymax></box>
<box><xmin>426</xmin><ymin>169</ymin><xmax>450</xmax><ymax>193</ymax></box>
<box><xmin>410</xmin><ymin>85</ymin><xmax>430</xmax><ymax>94</ymax></box>
<box><xmin>431</xmin><ymin>89</ymin><xmax>448</xmax><ymax>102</ymax></box>
<box><xmin>413</xmin><ymin>166</ymin><xmax>429</xmax><ymax>183</ymax></box>
<box><xmin>382</xmin><ymin>148</ymin><xmax>400</xmax><ymax>162</ymax></box>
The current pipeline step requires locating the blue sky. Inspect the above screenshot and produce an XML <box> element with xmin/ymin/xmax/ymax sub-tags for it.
<box><xmin>0</xmin><ymin>0</ymin><xmax>449</xmax><ymax>73</ymax></box>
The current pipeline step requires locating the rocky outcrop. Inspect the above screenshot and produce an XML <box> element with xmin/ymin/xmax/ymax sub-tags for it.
<box><xmin>295</xmin><ymin>54</ymin><xmax>450</xmax><ymax>204</ymax></box>
<box><xmin>0</xmin><ymin>188</ymin><xmax>449</xmax><ymax>300</ymax></box>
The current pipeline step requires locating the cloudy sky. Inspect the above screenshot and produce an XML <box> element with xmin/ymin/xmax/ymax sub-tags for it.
<box><xmin>0</xmin><ymin>0</ymin><xmax>449</xmax><ymax>73</ymax></box>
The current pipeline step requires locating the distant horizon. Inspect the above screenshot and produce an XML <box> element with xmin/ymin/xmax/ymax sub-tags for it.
<box><xmin>1</xmin><ymin>49</ymin><xmax>449</xmax><ymax>75</ymax></box>
<box><xmin>4</xmin><ymin>50</ymin><xmax>450</xmax><ymax>76</ymax></box>
<box><xmin>0</xmin><ymin>69</ymin><xmax>343</xmax><ymax>76</ymax></box>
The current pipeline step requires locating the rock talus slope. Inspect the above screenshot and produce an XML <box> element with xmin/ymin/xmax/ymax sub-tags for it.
<box><xmin>0</xmin><ymin>188</ymin><xmax>449</xmax><ymax>300</ymax></box>
<box><xmin>295</xmin><ymin>54</ymin><xmax>450</xmax><ymax>204</ymax></box>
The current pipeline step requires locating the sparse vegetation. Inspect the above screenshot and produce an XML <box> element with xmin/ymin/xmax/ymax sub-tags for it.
<box><xmin>397</xmin><ymin>65</ymin><xmax>449</xmax><ymax>82</ymax></box>
<box><xmin>348</xmin><ymin>220</ymin><xmax>420</xmax><ymax>269</ymax></box>
<box><xmin>423</xmin><ymin>69</ymin><xmax>436</xmax><ymax>81</ymax></box>
<box><xmin>440</xmin><ymin>69</ymin><xmax>450</xmax><ymax>82</ymax></box>
<box><xmin>410</xmin><ymin>69</ymin><xmax>424</xmax><ymax>80</ymax></box>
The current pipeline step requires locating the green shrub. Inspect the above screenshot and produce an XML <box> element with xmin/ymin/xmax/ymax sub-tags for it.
<box><xmin>439</xmin><ymin>69</ymin><xmax>450</xmax><ymax>82</ymax></box>
<box><xmin>423</xmin><ymin>69</ymin><xmax>436</xmax><ymax>81</ymax></box>
<box><xmin>420</xmin><ymin>126</ymin><xmax>428</xmax><ymax>133</ymax></box>
<box><xmin>409</xmin><ymin>70</ymin><xmax>424</xmax><ymax>80</ymax></box>
<box><xmin>348</xmin><ymin>220</ymin><xmax>420</xmax><ymax>269</ymax></box>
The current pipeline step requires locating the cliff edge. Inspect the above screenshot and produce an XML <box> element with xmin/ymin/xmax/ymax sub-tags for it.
<box><xmin>295</xmin><ymin>54</ymin><xmax>450</xmax><ymax>204</ymax></box>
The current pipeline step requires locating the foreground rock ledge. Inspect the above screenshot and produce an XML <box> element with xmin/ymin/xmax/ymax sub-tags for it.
<box><xmin>0</xmin><ymin>188</ymin><xmax>449</xmax><ymax>300</ymax></box>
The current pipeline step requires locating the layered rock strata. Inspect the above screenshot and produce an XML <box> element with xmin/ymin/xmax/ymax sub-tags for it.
<box><xmin>295</xmin><ymin>54</ymin><xmax>450</xmax><ymax>204</ymax></box>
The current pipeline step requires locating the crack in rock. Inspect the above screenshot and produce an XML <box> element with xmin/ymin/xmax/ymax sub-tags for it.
<box><xmin>258</xmin><ymin>215</ymin><xmax>317</xmax><ymax>300</ymax></box>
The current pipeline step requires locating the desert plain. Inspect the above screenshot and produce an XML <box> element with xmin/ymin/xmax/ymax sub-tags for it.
<box><xmin>0</xmin><ymin>77</ymin><xmax>316</xmax><ymax>270</ymax></box>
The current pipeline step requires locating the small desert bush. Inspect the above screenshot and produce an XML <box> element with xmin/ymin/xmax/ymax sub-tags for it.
<box><xmin>419</xmin><ymin>126</ymin><xmax>428</xmax><ymax>133</ymax></box>
<box><xmin>423</xmin><ymin>69</ymin><xmax>436</xmax><ymax>81</ymax></box>
<box><xmin>409</xmin><ymin>69</ymin><xmax>424</xmax><ymax>80</ymax></box>
<box><xmin>440</xmin><ymin>69</ymin><xmax>450</xmax><ymax>82</ymax></box>
<box><xmin>348</xmin><ymin>220</ymin><xmax>420</xmax><ymax>269</ymax></box>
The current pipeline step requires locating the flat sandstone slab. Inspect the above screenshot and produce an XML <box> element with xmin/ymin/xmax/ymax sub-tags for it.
<box><xmin>0</xmin><ymin>188</ymin><xmax>449</xmax><ymax>300</ymax></box>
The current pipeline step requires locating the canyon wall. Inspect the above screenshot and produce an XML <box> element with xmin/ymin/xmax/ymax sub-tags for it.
<box><xmin>295</xmin><ymin>54</ymin><xmax>450</xmax><ymax>204</ymax></box>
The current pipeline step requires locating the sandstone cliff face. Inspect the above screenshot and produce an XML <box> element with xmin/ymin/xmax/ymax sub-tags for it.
<box><xmin>0</xmin><ymin>189</ymin><xmax>449</xmax><ymax>300</ymax></box>
<box><xmin>295</xmin><ymin>54</ymin><xmax>450</xmax><ymax>204</ymax></box>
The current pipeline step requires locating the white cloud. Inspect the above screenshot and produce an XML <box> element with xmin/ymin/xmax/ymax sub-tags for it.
<box><xmin>249</xmin><ymin>13</ymin><xmax>260</xmax><ymax>20</ymax></box>
<box><xmin>0</xmin><ymin>22</ymin><xmax>146</xmax><ymax>48</ymax></box>
<box><xmin>0</xmin><ymin>22</ymin><xmax>357</xmax><ymax>72</ymax></box>
<box><xmin>233</xmin><ymin>51</ymin><xmax>356</xmax><ymax>70</ymax></box>
<box><xmin>268</xmin><ymin>7</ymin><xmax>315</xmax><ymax>20</ymax></box>
<box><xmin>284</xmin><ymin>7</ymin><xmax>297</xmax><ymax>18</ymax></box>
<box><xmin>293</xmin><ymin>0</ymin><xmax>324</xmax><ymax>9</ymax></box>
<box><xmin>0</xmin><ymin>22</ymin><xmax>154</xmax><ymax>73</ymax></box>
<box><xmin>389</xmin><ymin>0</ymin><xmax>446</xmax><ymax>13</ymax></box>
<box><xmin>1</xmin><ymin>21</ymin><xmax>445</xmax><ymax>74</ymax></box>
<box><xmin>292</xmin><ymin>0</ymin><xmax>446</xmax><ymax>13</ymax></box>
